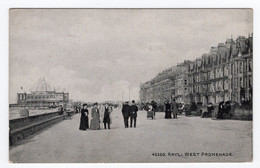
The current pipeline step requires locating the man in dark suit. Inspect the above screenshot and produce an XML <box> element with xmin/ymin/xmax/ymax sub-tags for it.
<box><xmin>130</xmin><ymin>100</ymin><xmax>138</xmax><ymax>128</ymax></box>
<box><xmin>59</xmin><ymin>105</ymin><xmax>64</xmax><ymax>115</ymax></box>
<box><xmin>122</xmin><ymin>102</ymin><xmax>131</xmax><ymax>128</ymax></box>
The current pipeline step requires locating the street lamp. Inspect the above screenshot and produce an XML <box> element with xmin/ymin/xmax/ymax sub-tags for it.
<box><xmin>128</xmin><ymin>87</ymin><xmax>131</xmax><ymax>102</ymax></box>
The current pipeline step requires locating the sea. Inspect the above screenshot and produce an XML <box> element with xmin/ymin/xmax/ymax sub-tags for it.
<box><xmin>9</xmin><ymin>107</ymin><xmax>59</xmax><ymax>120</ymax></box>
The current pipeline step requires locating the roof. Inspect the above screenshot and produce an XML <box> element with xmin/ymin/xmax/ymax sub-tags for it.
<box><xmin>30</xmin><ymin>77</ymin><xmax>53</xmax><ymax>92</ymax></box>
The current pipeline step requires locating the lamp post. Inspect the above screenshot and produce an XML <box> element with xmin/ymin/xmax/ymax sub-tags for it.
<box><xmin>128</xmin><ymin>87</ymin><xmax>131</xmax><ymax>102</ymax></box>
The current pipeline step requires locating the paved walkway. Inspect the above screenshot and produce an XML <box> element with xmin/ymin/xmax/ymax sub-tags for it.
<box><xmin>9</xmin><ymin>108</ymin><xmax>252</xmax><ymax>163</ymax></box>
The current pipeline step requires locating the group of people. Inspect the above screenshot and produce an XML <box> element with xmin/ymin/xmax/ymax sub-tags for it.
<box><xmin>79</xmin><ymin>102</ymin><xmax>113</xmax><ymax>131</ymax></box>
<box><xmin>164</xmin><ymin>99</ymin><xmax>178</xmax><ymax>119</ymax></box>
<box><xmin>76</xmin><ymin>97</ymin><xmax>239</xmax><ymax>131</ymax></box>
<box><xmin>217</xmin><ymin>101</ymin><xmax>231</xmax><ymax>119</ymax></box>
<box><xmin>201</xmin><ymin>101</ymin><xmax>232</xmax><ymax>119</ymax></box>
<box><xmin>121</xmin><ymin>100</ymin><xmax>139</xmax><ymax>128</ymax></box>
<box><xmin>201</xmin><ymin>103</ymin><xmax>214</xmax><ymax>118</ymax></box>
<box><xmin>79</xmin><ymin>100</ymin><xmax>139</xmax><ymax>130</ymax></box>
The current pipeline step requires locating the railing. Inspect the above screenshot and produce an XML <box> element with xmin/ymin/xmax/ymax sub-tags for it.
<box><xmin>9</xmin><ymin>110</ymin><xmax>75</xmax><ymax>146</ymax></box>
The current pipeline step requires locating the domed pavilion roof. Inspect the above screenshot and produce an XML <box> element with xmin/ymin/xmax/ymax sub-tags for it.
<box><xmin>30</xmin><ymin>77</ymin><xmax>53</xmax><ymax>92</ymax></box>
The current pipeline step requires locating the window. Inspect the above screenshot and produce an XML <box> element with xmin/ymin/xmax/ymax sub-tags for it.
<box><xmin>244</xmin><ymin>61</ymin><xmax>247</xmax><ymax>72</ymax></box>
<box><xmin>229</xmin><ymin>64</ymin><xmax>232</xmax><ymax>75</ymax></box>
<box><xmin>224</xmin><ymin>66</ymin><xmax>229</xmax><ymax>76</ymax></box>
<box><xmin>237</xmin><ymin>62</ymin><xmax>239</xmax><ymax>74</ymax></box>
<box><xmin>234</xmin><ymin>78</ymin><xmax>237</xmax><ymax>89</ymax></box>
<box><xmin>240</xmin><ymin>62</ymin><xmax>243</xmax><ymax>73</ymax></box>
<box><xmin>184</xmin><ymin>80</ymin><xmax>187</xmax><ymax>85</ymax></box>
<box><xmin>219</xmin><ymin>68</ymin><xmax>222</xmax><ymax>77</ymax></box>
<box><xmin>249</xmin><ymin>60</ymin><xmax>252</xmax><ymax>72</ymax></box>
<box><xmin>249</xmin><ymin>76</ymin><xmax>252</xmax><ymax>87</ymax></box>
<box><xmin>234</xmin><ymin>63</ymin><xmax>237</xmax><ymax>74</ymax></box>
<box><xmin>211</xmin><ymin>71</ymin><xmax>215</xmax><ymax>79</ymax></box>
<box><xmin>224</xmin><ymin>80</ymin><xmax>229</xmax><ymax>90</ymax></box>
<box><xmin>244</xmin><ymin>77</ymin><xmax>247</xmax><ymax>88</ymax></box>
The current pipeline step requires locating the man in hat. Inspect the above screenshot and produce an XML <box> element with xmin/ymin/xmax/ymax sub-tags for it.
<box><xmin>59</xmin><ymin>105</ymin><xmax>64</xmax><ymax>115</ymax></box>
<box><xmin>122</xmin><ymin>101</ymin><xmax>131</xmax><ymax>128</ymax></box>
<box><xmin>130</xmin><ymin>100</ymin><xmax>138</xmax><ymax>128</ymax></box>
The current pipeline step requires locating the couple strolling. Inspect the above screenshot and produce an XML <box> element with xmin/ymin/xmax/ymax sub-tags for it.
<box><xmin>122</xmin><ymin>100</ymin><xmax>138</xmax><ymax>128</ymax></box>
<box><xmin>164</xmin><ymin>98</ymin><xmax>178</xmax><ymax>119</ymax></box>
<box><xmin>79</xmin><ymin>102</ymin><xmax>112</xmax><ymax>131</ymax></box>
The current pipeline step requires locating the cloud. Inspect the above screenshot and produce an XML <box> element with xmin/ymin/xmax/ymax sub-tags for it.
<box><xmin>9</xmin><ymin>9</ymin><xmax>253</xmax><ymax>104</ymax></box>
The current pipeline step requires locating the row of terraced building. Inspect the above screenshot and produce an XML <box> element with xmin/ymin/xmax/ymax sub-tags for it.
<box><xmin>139</xmin><ymin>34</ymin><xmax>253</xmax><ymax>106</ymax></box>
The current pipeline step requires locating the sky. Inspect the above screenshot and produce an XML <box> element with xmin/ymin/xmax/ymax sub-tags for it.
<box><xmin>9</xmin><ymin>9</ymin><xmax>253</xmax><ymax>103</ymax></box>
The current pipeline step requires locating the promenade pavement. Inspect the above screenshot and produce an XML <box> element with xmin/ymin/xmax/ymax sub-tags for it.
<box><xmin>9</xmin><ymin>108</ymin><xmax>252</xmax><ymax>163</ymax></box>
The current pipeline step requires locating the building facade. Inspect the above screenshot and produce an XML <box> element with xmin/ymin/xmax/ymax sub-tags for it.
<box><xmin>140</xmin><ymin>67</ymin><xmax>175</xmax><ymax>104</ymax></box>
<box><xmin>174</xmin><ymin>62</ymin><xmax>190</xmax><ymax>104</ymax></box>
<box><xmin>140</xmin><ymin>34</ymin><xmax>253</xmax><ymax>106</ymax></box>
<box><xmin>140</xmin><ymin>61</ymin><xmax>190</xmax><ymax>104</ymax></box>
<box><xmin>17</xmin><ymin>78</ymin><xmax>69</xmax><ymax>107</ymax></box>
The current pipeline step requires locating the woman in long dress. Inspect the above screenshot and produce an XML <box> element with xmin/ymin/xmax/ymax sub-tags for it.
<box><xmin>164</xmin><ymin>100</ymin><xmax>172</xmax><ymax>119</ymax></box>
<box><xmin>99</xmin><ymin>105</ymin><xmax>104</xmax><ymax>129</ymax></box>
<box><xmin>79</xmin><ymin>104</ymin><xmax>89</xmax><ymax>131</ymax></box>
<box><xmin>171</xmin><ymin>99</ymin><xmax>178</xmax><ymax>119</ymax></box>
<box><xmin>90</xmin><ymin>102</ymin><xmax>101</xmax><ymax>130</ymax></box>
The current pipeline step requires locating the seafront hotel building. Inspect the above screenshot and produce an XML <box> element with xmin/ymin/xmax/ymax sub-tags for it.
<box><xmin>140</xmin><ymin>34</ymin><xmax>253</xmax><ymax>106</ymax></box>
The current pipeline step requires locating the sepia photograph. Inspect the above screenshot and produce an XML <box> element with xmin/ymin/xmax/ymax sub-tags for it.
<box><xmin>8</xmin><ymin>8</ymin><xmax>253</xmax><ymax>163</ymax></box>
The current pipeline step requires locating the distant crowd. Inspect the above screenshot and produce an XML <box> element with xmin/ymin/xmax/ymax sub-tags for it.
<box><xmin>139</xmin><ymin>98</ymin><xmax>252</xmax><ymax>120</ymax></box>
<box><xmin>57</xmin><ymin>98</ymin><xmax>252</xmax><ymax>130</ymax></box>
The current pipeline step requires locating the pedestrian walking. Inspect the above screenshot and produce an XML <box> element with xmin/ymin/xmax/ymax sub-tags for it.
<box><xmin>164</xmin><ymin>99</ymin><xmax>172</xmax><ymax>119</ymax></box>
<box><xmin>109</xmin><ymin>106</ymin><xmax>113</xmax><ymax>124</ymax></box>
<box><xmin>217</xmin><ymin>101</ymin><xmax>225</xmax><ymax>119</ymax></box>
<box><xmin>130</xmin><ymin>100</ymin><xmax>138</xmax><ymax>128</ymax></box>
<box><xmin>103</xmin><ymin>103</ymin><xmax>112</xmax><ymax>129</ymax></box>
<box><xmin>208</xmin><ymin>102</ymin><xmax>214</xmax><ymax>118</ymax></box>
<box><xmin>99</xmin><ymin>104</ymin><xmax>104</xmax><ymax>129</ymax></box>
<box><xmin>90</xmin><ymin>102</ymin><xmax>101</xmax><ymax>130</ymax></box>
<box><xmin>171</xmin><ymin>98</ymin><xmax>178</xmax><ymax>119</ymax></box>
<box><xmin>151</xmin><ymin>100</ymin><xmax>157</xmax><ymax>116</ymax></box>
<box><xmin>79</xmin><ymin>104</ymin><xmax>89</xmax><ymax>131</ymax></box>
<box><xmin>224</xmin><ymin>101</ymin><xmax>232</xmax><ymax>118</ymax></box>
<box><xmin>59</xmin><ymin>105</ymin><xmax>64</xmax><ymax>115</ymax></box>
<box><xmin>122</xmin><ymin>101</ymin><xmax>131</xmax><ymax>128</ymax></box>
